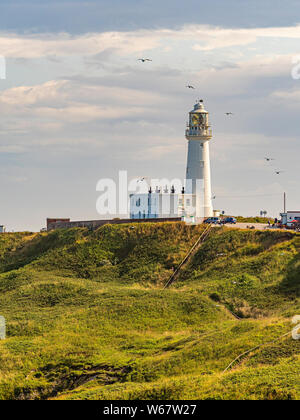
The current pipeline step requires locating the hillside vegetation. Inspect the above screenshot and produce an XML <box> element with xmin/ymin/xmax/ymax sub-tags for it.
<box><xmin>0</xmin><ymin>223</ymin><xmax>299</xmax><ymax>400</ymax></box>
<box><xmin>235</xmin><ymin>216</ymin><xmax>274</xmax><ymax>223</ymax></box>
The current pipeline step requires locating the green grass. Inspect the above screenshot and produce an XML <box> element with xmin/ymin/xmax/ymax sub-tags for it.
<box><xmin>235</xmin><ymin>216</ymin><xmax>275</xmax><ymax>223</ymax></box>
<box><xmin>0</xmin><ymin>223</ymin><xmax>299</xmax><ymax>400</ymax></box>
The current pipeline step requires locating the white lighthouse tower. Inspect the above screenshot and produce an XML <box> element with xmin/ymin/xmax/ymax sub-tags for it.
<box><xmin>130</xmin><ymin>100</ymin><xmax>214</xmax><ymax>223</ymax></box>
<box><xmin>185</xmin><ymin>100</ymin><xmax>213</xmax><ymax>220</ymax></box>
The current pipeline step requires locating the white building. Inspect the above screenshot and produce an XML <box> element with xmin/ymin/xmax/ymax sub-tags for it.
<box><xmin>130</xmin><ymin>100</ymin><xmax>214</xmax><ymax>223</ymax></box>
<box><xmin>280</xmin><ymin>211</ymin><xmax>300</xmax><ymax>227</ymax></box>
<box><xmin>130</xmin><ymin>188</ymin><xmax>197</xmax><ymax>223</ymax></box>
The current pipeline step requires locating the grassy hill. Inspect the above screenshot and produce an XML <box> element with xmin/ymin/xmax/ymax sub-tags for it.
<box><xmin>0</xmin><ymin>223</ymin><xmax>299</xmax><ymax>400</ymax></box>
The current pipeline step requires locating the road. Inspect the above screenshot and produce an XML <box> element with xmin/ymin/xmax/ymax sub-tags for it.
<box><xmin>210</xmin><ymin>222</ymin><xmax>269</xmax><ymax>230</ymax></box>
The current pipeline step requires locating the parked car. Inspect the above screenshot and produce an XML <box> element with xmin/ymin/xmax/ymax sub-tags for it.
<box><xmin>204</xmin><ymin>217</ymin><xmax>220</xmax><ymax>224</ymax></box>
<box><xmin>221</xmin><ymin>217</ymin><xmax>237</xmax><ymax>224</ymax></box>
<box><xmin>290</xmin><ymin>220</ymin><xmax>300</xmax><ymax>232</ymax></box>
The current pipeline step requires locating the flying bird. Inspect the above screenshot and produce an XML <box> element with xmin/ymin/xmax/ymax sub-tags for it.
<box><xmin>225</xmin><ymin>112</ymin><xmax>234</xmax><ymax>116</ymax></box>
<box><xmin>137</xmin><ymin>177</ymin><xmax>146</xmax><ymax>183</ymax></box>
<box><xmin>138</xmin><ymin>58</ymin><xmax>152</xmax><ymax>62</ymax></box>
<box><xmin>275</xmin><ymin>171</ymin><xmax>284</xmax><ymax>175</ymax></box>
<box><xmin>186</xmin><ymin>85</ymin><xmax>195</xmax><ymax>89</ymax></box>
<box><xmin>265</xmin><ymin>157</ymin><xmax>275</xmax><ymax>162</ymax></box>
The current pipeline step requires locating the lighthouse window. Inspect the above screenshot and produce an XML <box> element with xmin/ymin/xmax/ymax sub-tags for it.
<box><xmin>136</xmin><ymin>198</ymin><xmax>141</xmax><ymax>207</ymax></box>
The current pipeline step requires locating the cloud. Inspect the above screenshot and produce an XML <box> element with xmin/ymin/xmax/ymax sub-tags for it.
<box><xmin>0</xmin><ymin>21</ymin><xmax>299</xmax><ymax>230</ymax></box>
<box><xmin>0</xmin><ymin>49</ymin><xmax>297</xmax><ymax>154</ymax></box>
<box><xmin>0</xmin><ymin>145</ymin><xmax>25</xmax><ymax>154</ymax></box>
<box><xmin>0</xmin><ymin>79</ymin><xmax>170</xmax><ymax>125</ymax></box>
<box><xmin>0</xmin><ymin>80</ymin><xmax>67</xmax><ymax>105</ymax></box>
<box><xmin>272</xmin><ymin>88</ymin><xmax>300</xmax><ymax>103</ymax></box>
<box><xmin>0</xmin><ymin>31</ymin><xmax>160</xmax><ymax>58</ymax></box>
<box><xmin>191</xmin><ymin>25</ymin><xmax>300</xmax><ymax>51</ymax></box>
<box><xmin>1</xmin><ymin>24</ymin><xmax>300</xmax><ymax>59</ymax></box>
<box><xmin>1</xmin><ymin>0</ymin><xmax>300</xmax><ymax>36</ymax></box>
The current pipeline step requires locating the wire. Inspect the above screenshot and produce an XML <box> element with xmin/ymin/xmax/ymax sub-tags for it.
<box><xmin>222</xmin><ymin>330</ymin><xmax>292</xmax><ymax>374</ymax></box>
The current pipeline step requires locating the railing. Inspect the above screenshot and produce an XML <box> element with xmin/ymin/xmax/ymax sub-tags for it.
<box><xmin>163</xmin><ymin>224</ymin><xmax>212</xmax><ymax>289</ymax></box>
<box><xmin>185</xmin><ymin>129</ymin><xmax>212</xmax><ymax>137</ymax></box>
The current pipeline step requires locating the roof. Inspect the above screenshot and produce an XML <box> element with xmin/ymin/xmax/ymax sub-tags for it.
<box><xmin>191</xmin><ymin>101</ymin><xmax>208</xmax><ymax>114</ymax></box>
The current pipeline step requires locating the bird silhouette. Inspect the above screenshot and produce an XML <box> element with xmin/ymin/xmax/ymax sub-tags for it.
<box><xmin>186</xmin><ymin>85</ymin><xmax>195</xmax><ymax>89</ymax></box>
<box><xmin>275</xmin><ymin>170</ymin><xmax>284</xmax><ymax>175</ymax></box>
<box><xmin>138</xmin><ymin>58</ymin><xmax>152</xmax><ymax>62</ymax></box>
<box><xmin>265</xmin><ymin>157</ymin><xmax>275</xmax><ymax>161</ymax></box>
<box><xmin>225</xmin><ymin>112</ymin><xmax>234</xmax><ymax>116</ymax></box>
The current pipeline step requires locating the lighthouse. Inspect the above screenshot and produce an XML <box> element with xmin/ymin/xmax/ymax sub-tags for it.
<box><xmin>185</xmin><ymin>100</ymin><xmax>213</xmax><ymax>220</ymax></box>
<box><xmin>130</xmin><ymin>100</ymin><xmax>214</xmax><ymax>223</ymax></box>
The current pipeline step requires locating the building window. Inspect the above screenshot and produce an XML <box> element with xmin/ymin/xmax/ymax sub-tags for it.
<box><xmin>136</xmin><ymin>198</ymin><xmax>141</xmax><ymax>207</ymax></box>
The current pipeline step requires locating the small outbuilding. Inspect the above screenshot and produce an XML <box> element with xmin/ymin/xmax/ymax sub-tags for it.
<box><xmin>280</xmin><ymin>211</ymin><xmax>300</xmax><ymax>227</ymax></box>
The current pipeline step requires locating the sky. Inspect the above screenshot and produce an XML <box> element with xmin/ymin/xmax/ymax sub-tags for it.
<box><xmin>0</xmin><ymin>0</ymin><xmax>300</xmax><ymax>231</ymax></box>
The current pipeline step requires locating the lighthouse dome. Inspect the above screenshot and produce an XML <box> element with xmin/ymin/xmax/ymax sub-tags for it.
<box><xmin>192</xmin><ymin>100</ymin><xmax>208</xmax><ymax>114</ymax></box>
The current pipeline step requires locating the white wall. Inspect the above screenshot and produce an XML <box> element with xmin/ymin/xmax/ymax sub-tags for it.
<box><xmin>130</xmin><ymin>193</ymin><xmax>197</xmax><ymax>220</ymax></box>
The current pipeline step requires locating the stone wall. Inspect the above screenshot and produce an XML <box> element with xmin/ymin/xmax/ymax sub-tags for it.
<box><xmin>47</xmin><ymin>217</ymin><xmax>182</xmax><ymax>231</ymax></box>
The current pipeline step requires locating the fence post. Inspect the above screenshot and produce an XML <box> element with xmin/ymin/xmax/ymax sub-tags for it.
<box><xmin>0</xmin><ymin>316</ymin><xmax>6</xmax><ymax>340</ymax></box>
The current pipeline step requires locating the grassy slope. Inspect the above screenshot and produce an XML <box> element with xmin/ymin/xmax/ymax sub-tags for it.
<box><xmin>0</xmin><ymin>223</ymin><xmax>299</xmax><ymax>400</ymax></box>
